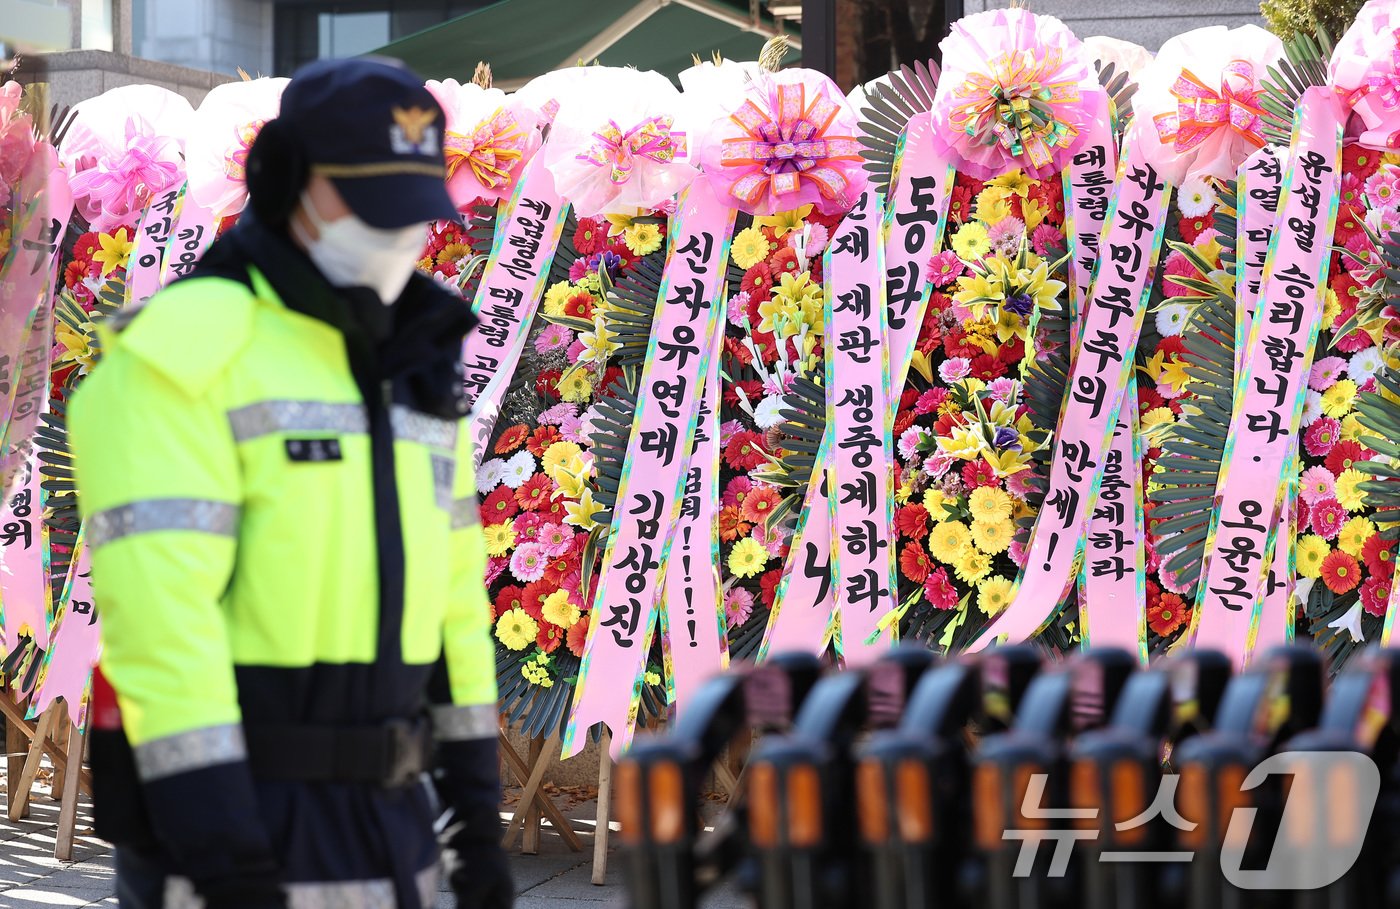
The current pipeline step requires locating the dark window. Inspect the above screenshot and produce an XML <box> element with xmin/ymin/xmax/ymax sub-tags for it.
<box><xmin>272</xmin><ymin>1</ymin><xmax>487</xmax><ymax>76</ymax></box>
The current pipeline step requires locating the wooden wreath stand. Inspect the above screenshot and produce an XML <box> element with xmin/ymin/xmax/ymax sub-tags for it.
<box><xmin>1</xmin><ymin>691</ymin><xmax>91</xmax><ymax>860</ymax></box>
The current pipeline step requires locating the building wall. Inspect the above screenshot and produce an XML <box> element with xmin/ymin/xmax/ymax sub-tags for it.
<box><xmin>14</xmin><ymin>49</ymin><xmax>234</xmax><ymax>114</ymax></box>
<box><xmin>133</xmin><ymin>0</ymin><xmax>274</xmax><ymax>78</ymax></box>
<box><xmin>961</xmin><ymin>0</ymin><xmax>1265</xmax><ymax>51</ymax></box>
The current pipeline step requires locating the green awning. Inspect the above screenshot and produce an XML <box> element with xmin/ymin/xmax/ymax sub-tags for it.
<box><xmin>370</xmin><ymin>0</ymin><xmax>797</xmax><ymax>89</ymax></box>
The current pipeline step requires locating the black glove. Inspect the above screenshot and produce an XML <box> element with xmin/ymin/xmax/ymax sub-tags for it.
<box><xmin>446</xmin><ymin>839</ymin><xmax>514</xmax><ymax>909</ymax></box>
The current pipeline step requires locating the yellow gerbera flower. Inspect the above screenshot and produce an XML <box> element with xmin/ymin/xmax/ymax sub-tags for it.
<box><xmin>543</xmin><ymin>281</ymin><xmax>576</xmax><ymax>317</ymax></box>
<box><xmin>543</xmin><ymin>441</ymin><xmax>584</xmax><ymax>480</ymax></box>
<box><xmin>542</xmin><ymin>590</ymin><xmax>582</xmax><ymax>629</ymax></box>
<box><xmin>955</xmin><ymin>547</ymin><xmax>992</xmax><ymax>585</ymax></box>
<box><xmin>1295</xmin><ymin>535</ymin><xmax>1329</xmax><ymax>579</ymax></box>
<box><xmin>1142</xmin><ymin>407</ymin><xmax>1175</xmax><ymax>429</ymax></box>
<box><xmin>977</xmin><ymin>575</ymin><xmax>1016</xmax><ymax>616</ymax></box>
<box><xmin>968</xmin><ymin>487</ymin><xmax>1013</xmax><ymax>523</ymax></box>
<box><xmin>558</xmin><ymin>367</ymin><xmax>595</xmax><ymax>403</ymax></box>
<box><xmin>483</xmin><ymin>522</ymin><xmax>517</xmax><ymax>556</ymax></box>
<box><xmin>951</xmin><ymin>222</ymin><xmax>991</xmax><ymax>260</ymax></box>
<box><xmin>731</xmin><ymin>226</ymin><xmax>772</xmax><ymax>269</ymax></box>
<box><xmin>972</xmin><ymin>518</ymin><xmax>1014</xmax><ymax>555</ymax></box>
<box><xmin>728</xmin><ymin>536</ymin><xmax>770</xmax><ymax>578</ymax></box>
<box><xmin>1321</xmin><ymin>380</ymin><xmax>1357</xmax><ymax>419</ymax></box>
<box><xmin>1337</xmin><ymin>516</ymin><xmax>1376</xmax><ymax>558</ymax></box>
<box><xmin>623</xmin><ymin>222</ymin><xmax>664</xmax><ymax>256</ymax></box>
<box><xmin>923</xmin><ymin>488</ymin><xmax>952</xmax><ymax>522</ymax></box>
<box><xmin>1334</xmin><ymin>468</ymin><xmax>1366</xmax><ymax>512</ymax></box>
<box><xmin>495</xmin><ymin>608</ymin><xmax>539</xmax><ymax>650</ymax></box>
<box><xmin>928</xmin><ymin>520</ymin><xmax>972</xmax><ymax>563</ymax></box>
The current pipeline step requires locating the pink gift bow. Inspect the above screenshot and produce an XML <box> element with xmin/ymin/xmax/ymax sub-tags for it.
<box><xmin>444</xmin><ymin>106</ymin><xmax>528</xmax><ymax>191</ymax></box>
<box><xmin>575</xmin><ymin>115</ymin><xmax>684</xmax><ymax>185</ymax></box>
<box><xmin>719</xmin><ymin>82</ymin><xmax>861</xmax><ymax>207</ymax></box>
<box><xmin>68</xmin><ymin>116</ymin><xmax>183</xmax><ymax>220</ymax></box>
<box><xmin>1153</xmin><ymin>60</ymin><xmax>1267</xmax><ymax>154</ymax></box>
<box><xmin>1339</xmin><ymin>29</ymin><xmax>1400</xmax><ymax>147</ymax></box>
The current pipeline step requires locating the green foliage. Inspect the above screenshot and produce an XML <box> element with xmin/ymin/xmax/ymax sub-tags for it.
<box><xmin>1259</xmin><ymin>0</ymin><xmax>1363</xmax><ymax>43</ymax></box>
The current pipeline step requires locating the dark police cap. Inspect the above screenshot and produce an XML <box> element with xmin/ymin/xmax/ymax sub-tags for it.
<box><xmin>279</xmin><ymin>56</ymin><xmax>458</xmax><ymax>229</ymax></box>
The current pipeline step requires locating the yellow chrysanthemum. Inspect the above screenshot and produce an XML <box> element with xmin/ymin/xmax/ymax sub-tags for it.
<box><xmin>955</xmin><ymin>547</ymin><xmax>992</xmax><ymax>585</ymax></box>
<box><xmin>951</xmin><ymin>222</ymin><xmax>991</xmax><ymax>260</ymax></box>
<box><xmin>928</xmin><ymin>520</ymin><xmax>972</xmax><ymax>563</ymax></box>
<box><xmin>558</xmin><ymin>367</ymin><xmax>595</xmax><ymax>403</ymax></box>
<box><xmin>728</xmin><ymin>536</ymin><xmax>770</xmax><ymax>578</ymax></box>
<box><xmin>1295</xmin><ymin>535</ymin><xmax>1329</xmax><ymax>579</ymax></box>
<box><xmin>731</xmin><ymin>226</ymin><xmax>772</xmax><ymax>269</ymax></box>
<box><xmin>495</xmin><ymin>608</ymin><xmax>539</xmax><ymax>650</ymax></box>
<box><xmin>1335</xmin><ymin>468</ymin><xmax>1367</xmax><ymax>512</ymax></box>
<box><xmin>1321</xmin><ymin>379</ymin><xmax>1357</xmax><ymax>418</ymax></box>
<box><xmin>483</xmin><ymin>522</ymin><xmax>517</xmax><ymax>556</ymax></box>
<box><xmin>977</xmin><ymin>575</ymin><xmax>1016</xmax><ymax>616</ymax></box>
<box><xmin>972</xmin><ymin>518</ymin><xmax>1014</xmax><ymax>555</ymax></box>
<box><xmin>623</xmin><ymin>222</ymin><xmax>664</xmax><ymax>256</ymax></box>
<box><xmin>440</xmin><ymin>241</ymin><xmax>471</xmax><ymax>263</ymax></box>
<box><xmin>1338</xmin><ymin>516</ymin><xmax>1376</xmax><ymax>558</ymax></box>
<box><xmin>542</xmin><ymin>589</ymin><xmax>582</xmax><ymax>629</ymax></box>
<box><xmin>968</xmin><ymin>486</ymin><xmax>1013</xmax><ymax>524</ymax></box>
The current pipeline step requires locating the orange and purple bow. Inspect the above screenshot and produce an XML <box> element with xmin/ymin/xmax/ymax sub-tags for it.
<box><xmin>444</xmin><ymin>107</ymin><xmax>527</xmax><ymax>191</ymax></box>
<box><xmin>718</xmin><ymin>82</ymin><xmax>861</xmax><ymax>208</ymax></box>
<box><xmin>1153</xmin><ymin>61</ymin><xmax>1266</xmax><ymax>154</ymax></box>
<box><xmin>575</xmin><ymin>115</ymin><xmax>683</xmax><ymax>185</ymax></box>
<box><xmin>222</xmin><ymin>118</ymin><xmax>267</xmax><ymax>182</ymax></box>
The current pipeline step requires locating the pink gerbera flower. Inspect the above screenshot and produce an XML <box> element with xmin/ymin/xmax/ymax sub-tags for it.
<box><xmin>1310</xmin><ymin>498</ymin><xmax>1346</xmax><ymax>541</ymax></box>
<box><xmin>1299</xmin><ymin>466</ymin><xmax>1337</xmax><ymax>506</ymax></box>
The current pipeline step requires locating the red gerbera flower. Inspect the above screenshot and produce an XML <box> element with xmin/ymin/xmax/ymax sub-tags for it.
<box><xmin>573</xmin><ymin>218</ymin><xmax>606</xmax><ymax>255</ymax></box>
<box><xmin>741</xmin><ymin>484</ymin><xmax>782</xmax><ymax>525</ymax></box>
<box><xmin>962</xmin><ymin>459</ymin><xmax>997</xmax><ymax>489</ymax></box>
<box><xmin>970</xmin><ymin>353</ymin><xmax>1007</xmax><ymax>380</ymax></box>
<box><xmin>893</xmin><ymin>410</ymin><xmax>917</xmax><ymax>438</ymax></box>
<box><xmin>725</xmin><ymin>335</ymin><xmax>754</xmax><ymax>367</ymax></box>
<box><xmin>516</xmin><ymin>474</ymin><xmax>554</xmax><ymax>511</ymax></box>
<box><xmin>724</xmin><ymin>431</ymin><xmax>768</xmax><ymax>471</ymax></box>
<box><xmin>596</xmin><ymin>366</ymin><xmax>625</xmax><ymax>397</ymax></box>
<box><xmin>495</xmin><ymin>424</ymin><xmax>530</xmax><ymax>454</ymax></box>
<box><xmin>723</xmin><ymin>379</ymin><xmax>764</xmax><ymax>410</ymax></box>
<box><xmin>1148</xmin><ymin>593</ymin><xmax>1189</xmax><ymax>636</ymax></box>
<box><xmin>567</xmin><ymin>616</ymin><xmax>590</xmax><ymax>656</ymax></box>
<box><xmin>482</xmin><ymin>486</ymin><xmax>519</xmax><ymax>523</ymax></box>
<box><xmin>1363</xmin><ymin>533</ymin><xmax>1395</xmax><ymax>579</ymax></box>
<box><xmin>900</xmin><ymin>541</ymin><xmax>931</xmax><ymax>583</ymax></box>
<box><xmin>1321</xmin><ymin>549</ymin><xmax>1362</xmax><ymax>595</ymax></box>
<box><xmin>535</xmin><ymin>369</ymin><xmax>562</xmax><ymax>399</ymax></box>
<box><xmin>923</xmin><ymin>567</ymin><xmax>958</xmax><ymax>610</ymax></box>
<box><xmin>770</xmin><ymin>247</ymin><xmax>800</xmax><ymax>276</ymax></box>
<box><xmin>947</xmin><ymin>184</ymin><xmax>973</xmax><ymax>225</ymax></box>
<box><xmin>537</xmin><ymin>497</ymin><xmax>567</xmax><ymax>522</ymax></box>
<box><xmin>760</xmin><ymin>569</ymin><xmax>783</xmax><ymax>607</ymax></box>
<box><xmin>1178</xmin><ymin>211</ymin><xmax>1214</xmax><ymax>244</ymax></box>
<box><xmin>741</xmin><ymin>263</ymin><xmax>774</xmax><ymax>301</ymax></box>
<box><xmin>1344</xmin><ymin>143</ymin><xmax>1382</xmax><ymax>179</ymax></box>
<box><xmin>536</xmin><ymin>621</ymin><xmax>563</xmax><ymax>653</ymax></box>
<box><xmin>528</xmin><ymin>425</ymin><xmax>562</xmax><ymax>457</ymax></box>
<box><xmin>895</xmin><ymin>504</ymin><xmax>930</xmax><ymax>540</ymax></box>
<box><xmin>1361</xmin><ymin>576</ymin><xmax>1391</xmax><ymax>617</ymax></box>
<box><xmin>564</xmin><ymin>292</ymin><xmax>595</xmax><ymax>320</ymax></box>
<box><xmin>1326</xmin><ymin>440</ymin><xmax>1372</xmax><ymax>476</ymax></box>
<box><xmin>493</xmin><ymin>584</ymin><xmax>526</xmax><ymax>619</ymax></box>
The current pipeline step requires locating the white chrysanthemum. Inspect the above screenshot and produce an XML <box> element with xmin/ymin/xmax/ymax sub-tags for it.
<box><xmin>753</xmin><ymin>395</ymin><xmax>787</xmax><ymax>430</ymax></box>
<box><xmin>501</xmin><ymin>450</ymin><xmax>537</xmax><ymax>489</ymax></box>
<box><xmin>1154</xmin><ymin>302</ymin><xmax>1190</xmax><ymax>337</ymax></box>
<box><xmin>477</xmin><ymin>458</ymin><xmax>507</xmax><ymax>491</ymax></box>
<box><xmin>1176</xmin><ymin>176</ymin><xmax>1217</xmax><ymax>217</ymax></box>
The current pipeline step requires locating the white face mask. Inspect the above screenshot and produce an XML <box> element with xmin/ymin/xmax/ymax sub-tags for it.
<box><xmin>292</xmin><ymin>192</ymin><xmax>426</xmax><ymax>304</ymax></box>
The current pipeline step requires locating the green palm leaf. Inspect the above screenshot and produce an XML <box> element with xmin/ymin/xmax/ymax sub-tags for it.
<box><xmin>1258</xmin><ymin>24</ymin><xmax>1335</xmax><ymax>144</ymax></box>
<box><xmin>856</xmin><ymin>60</ymin><xmax>940</xmax><ymax>200</ymax></box>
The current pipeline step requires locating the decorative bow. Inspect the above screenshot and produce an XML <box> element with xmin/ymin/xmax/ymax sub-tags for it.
<box><xmin>575</xmin><ymin>115</ymin><xmax>683</xmax><ymax>185</ymax></box>
<box><xmin>1153</xmin><ymin>60</ymin><xmax>1266</xmax><ymax>154</ymax></box>
<box><xmin>719</xmin><ymin>83</ymin><xmax>860</xmax><ymax>207</ymax></box>
<box><xmin>948</xmin><ymin>48</ymin><xmax>1081</xmax><ymax>172</ymax></box>
<box><xmin>1341</xmin><ymin>29</ymin><xmax>1400</xmax><ymax>117</ymax></box>
<box><xmin>444</xmin><ymin>107</ymin><xmax>527</xmax><ymax>191</ymax></box>
<box><xmin>222</xmin><ymin>118</ymin><xmax>267</xmax><ymax>182</ymax></box>
<box><xmin>68</xmin><ymin>116</ymin><xmax>183</xmax><ymax>226</ymax></box>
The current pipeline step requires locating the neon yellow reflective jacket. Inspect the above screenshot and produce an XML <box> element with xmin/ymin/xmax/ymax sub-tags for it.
<box><xmin>69</xmin><ymin>220</ymin><xmax>498</xmax><ymax>899</ymax></box>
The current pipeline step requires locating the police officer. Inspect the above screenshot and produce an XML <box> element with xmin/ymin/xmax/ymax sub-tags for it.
<box><xmin>69</xmin><ymin>58</ymin><xmax>512</xmax><ymax>909</ymax></box>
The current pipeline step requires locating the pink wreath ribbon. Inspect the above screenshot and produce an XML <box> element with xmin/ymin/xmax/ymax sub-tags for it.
<box><xmin>444</xmin><ymin>106</ymin><xmax>528</xmax><ymax>191</ymax></box>
<box><xmin>575</xmin><ymin>115</ymin><xmax>684</xmax><ymax>185</ymax></box>
<box><xmin>1154</xmin><ymin>60</ymin><xmax>1266</xmax><ymax>153</ymax></box>
<box><xmin>718</xmin><ymin>83</ymin><xmax>861</xmax><ymax>208</ymax></box>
